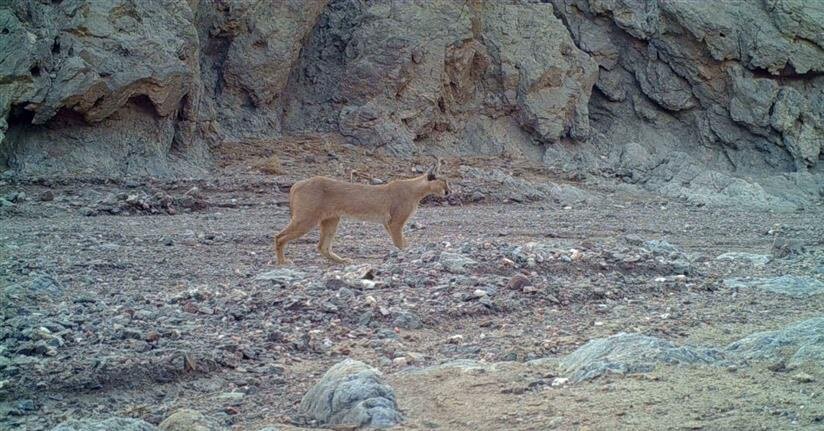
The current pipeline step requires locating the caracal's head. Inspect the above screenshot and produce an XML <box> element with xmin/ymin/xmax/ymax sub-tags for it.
<box><xmin>425</xmin><ymin>159</ymin><xmax>450</xmax><ymax>197</ymax></box>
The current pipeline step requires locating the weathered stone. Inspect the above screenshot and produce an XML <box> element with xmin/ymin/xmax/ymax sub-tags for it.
<box><xmin>1</xmin><ymin>0</ymin><xmax>207</xmax><ymax>178</ymax></box>
<box><xmin>299</xmin><ymin>359</ymin><xmax>402</xmax><ymax>429</ymax></box>
<box><xmin>159</xmin><ymin>409</ymin><xmax>218</xmax><ymax>431</ymax></box>
<box><xmin>723</xmin><ymin>276</ymin><xmax>824</xmax><ymax>298</ymax></box>
<box><xmin>439</xmin><ymin>252</ymin><xmax>477</xmax><ymax>274</ymax></box>
<box><xmin>715</xmin><ymin>252</ymin><xmax>770</xmax><ymax>266</ymax></box>
<box><xmin>560</xmin><ymin>333</ymin><xmax>725</xmax><ymax>383</ymax></box>
<box><xmin>254</xmin><ymin>268</ymin><xmax>306</xmax><ymax>285</ymax></box>
<box><xmin>726</xmin><ymin>316</ymin><xmax>824</xmax><ymax>367</ymax></box>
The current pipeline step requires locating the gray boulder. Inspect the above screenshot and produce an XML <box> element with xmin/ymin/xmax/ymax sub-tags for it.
<box><xmin>299</xmin><ymin>359</ymin><xmax>402</xmax><ymax>429</ymax></box>
<box><xmin>725</xmin><ymin>316</ymin><xmax>824</xmax><ymax>368</ymax></box>
<box><xmin>560</xmin><ymin>333</ymin><xmax>725</xmax><ymax>383</ymax></box>
<box><xmin>52</xmin><ymin>417</ymin><xmax>158</xmax><ymax>431</ymax></box>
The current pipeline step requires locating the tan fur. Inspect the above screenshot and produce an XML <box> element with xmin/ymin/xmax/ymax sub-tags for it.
<box><xmin>275</xmin><ymin>163</ymin><xmax>449</xmax><ymax>265</ymax></box>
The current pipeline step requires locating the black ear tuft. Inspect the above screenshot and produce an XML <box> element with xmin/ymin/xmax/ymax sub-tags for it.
<box><xmin>427</xmin><ymin>172</ymin><xmax>436</xmax><ymax>181</ymax></box>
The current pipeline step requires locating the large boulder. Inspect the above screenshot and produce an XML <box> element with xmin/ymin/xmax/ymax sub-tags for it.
<box><xmin>299</xmin><ymin>359</ymin><xmax>402</xmax><ymax>429</ymax></box>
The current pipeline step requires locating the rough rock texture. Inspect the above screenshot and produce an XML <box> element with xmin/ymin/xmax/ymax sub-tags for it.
<box><xmin>192</xmin><ymin>0</ymin><xmax>328</xmax><ymax>142</ymax></box>
<box><xmin>723</xmin><ymin>275</ymin><xmax>824</xmax><ymax>298</ymax></box>
<box><xmin>1</xmin><ymin>0</ymin><xmax>823</xmax><ymax>208</ymax></box>
<box><xmin>551</xmin><ymin>0</ymin><xmax>824</xmax><ymax>207</ymax></box>
<box><xmin>560</xmin><ymin>333</ymin><xmax>724</xmax><ymax>382</ymax></box>
<box><xmin>283</xmin><ymin>0</ymin><xmax>596</xmax><ymax>157</ymax></box>
<box><xmin>0</xmin><ymin>0</ymin><xmax>207</xmax><ymax>178</ymax></box>
<box><xmin>158</xmin><ymin>409</ymin><xmax>218</xmax><ymax>431</ymax></box>
<box><xmin>299</xmin><ymin>359</ymin><xmax>402</xmax><ymax>429</ymax></box>
<box><xmin>51</xmin><ymin>417</ymin><xmax>158</xmax><ymax>431</ymax></box>
<box><xmin>725</xmin><ymin>316</ymin><xmax>824</xmax><ymax>368</ymax></box>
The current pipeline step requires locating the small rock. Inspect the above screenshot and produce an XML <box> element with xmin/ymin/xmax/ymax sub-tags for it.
<box><xmin>471</xmin><ymin>289</ymin><xmax>488</xmax><ymax>299</ymax></box>
<box><xmin>469</xmin><ymin>191</ymin><xmax>486</xmax><ymax>202</ymax></box>
<box><xmin>255</xmin><ymin>268</ymin><xmax>305</xmax><ymax>285</ymax></box>
<box><xmin>439</xmin><ymin>252</ymin><xmax>477</xmax><ymax>274</ymax></box>
<box><xmin>40</xmin><ymin>190</ymin><xmax>55</xmax><ymax>202</ymax></box>
<box><xmin>791</xmin><ymin>373</ymin><xmax>814</xmax><ymax>383</ymax></box>
<box><xmin>120</xmin><ymin>328</ymin><xmax>144</xmax><ymax>340</ymax></box>
<box><xmin>218</xmin><ymin>392</ymin><xmax>245</xmax><ymax>402</ymax></box>
<box><xmin>772</xmin><ymin>238</ymin><xmax>804</xmax><ymax>258</ymax></box>
<box><xmin>392</xmin><ymin>311</ymin><xmax>423</xmax><ymax>330</ymax></box>
<box><xmin>506</xmin><ymin>274</ymin><xmax>531</xmax><ymax>290</ymax></box>
<box><xmin>716</xmin><ymin>252</ymin><xmax>770</xmax><ymax>266</ymax></box>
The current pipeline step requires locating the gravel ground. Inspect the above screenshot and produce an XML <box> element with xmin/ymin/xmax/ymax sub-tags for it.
<box><xmin>2</xmin><ymin>159</ymin><xmax>823</xmax><ymax>430</ymax></box>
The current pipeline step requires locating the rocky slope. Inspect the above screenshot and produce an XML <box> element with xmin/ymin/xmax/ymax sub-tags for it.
<box><xmin>1</xmin><ymin>0</ymin><xmax>822</xmax><ymax>207</ymax></box>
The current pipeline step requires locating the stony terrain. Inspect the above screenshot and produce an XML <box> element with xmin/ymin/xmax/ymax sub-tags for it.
<box><xmin>2</xmin><ymin>147</ymin><xmax>824</xmax><ymax>430</ymax></box>
<box><xmin>1</xmin><ymin>0</ymin><xmax>824</xmax><ymax>430</ymax></box>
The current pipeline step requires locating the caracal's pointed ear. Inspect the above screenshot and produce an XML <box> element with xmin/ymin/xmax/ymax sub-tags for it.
<box><xmin>426</xmin><ymin>163</ymin><xmax>436</xmax><ymax>181</ymax></box>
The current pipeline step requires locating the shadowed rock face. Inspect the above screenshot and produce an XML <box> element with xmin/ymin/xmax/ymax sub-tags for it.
<box><xmin>1</xmin><ymin>0</ymin><xmax>822</xmax><ymax>207</ymax></box>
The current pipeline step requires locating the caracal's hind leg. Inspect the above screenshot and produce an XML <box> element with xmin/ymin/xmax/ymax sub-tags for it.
<box><xmin>275</xmin><ymin>218</ymin><xmax>317</xmax><ymax>265</ymax></box>
<box><xmin>384</xmin><ymin>219</ymin><xmax>409</xmax><ymax>250</ymax></box>
<box><xmin>318</xmin><ymin>217</ymin><xmax>349</xmax><ymax>264</ymax></box>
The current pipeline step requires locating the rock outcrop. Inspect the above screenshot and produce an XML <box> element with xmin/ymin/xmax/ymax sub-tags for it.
<box><xmin>551</xmin><ymin>0</ymin><xmax>824</xmax><ymax>207</ymax></box>
<box><xmin>560</xmin><ymin>332</ymin><xmax>725</xmax><ymax>382</ymax></box>
<box><xmin>1</xmin><ymin>0</ymin><xmax>206</xmax><ymax>178</ymax></box>
<box><xmin>1</xmin><ymin>0</ymin><xmax>822</xmax><ymax>207</ymax></box>
<box><xmin>284</xmin><ymin>0</ymin><xmax>596</xmax><ymax>157</ymax></box>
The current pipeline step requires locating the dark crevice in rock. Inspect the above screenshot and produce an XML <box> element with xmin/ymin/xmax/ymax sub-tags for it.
<box><xmin>749</xmin><ymin>64</ymin><xmax>824</xmax><ymax>82</ymax></box>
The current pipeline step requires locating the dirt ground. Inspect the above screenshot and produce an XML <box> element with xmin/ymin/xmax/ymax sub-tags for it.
<box><xmin>2</xmin><ymin>141</ymin><xmax>823</xmax><ymax>430</ymax></box>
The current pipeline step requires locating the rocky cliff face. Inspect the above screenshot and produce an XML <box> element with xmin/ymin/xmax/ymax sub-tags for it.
<box><xmin>1</xmin><ymin>0</ymin><xmax>822</xmax><ymax>207</ymax></box>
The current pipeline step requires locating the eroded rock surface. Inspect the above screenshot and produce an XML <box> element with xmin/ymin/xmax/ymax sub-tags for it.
<box><xmin>723</xmin><ymin>275</ymin><xmax>824</xmax><ymax>298</ymax></box>
<box><xmin>0</xmin><ymin>0</ymin><xmax>822</xmax><ymax>207</ymax></box>
<box><xmin>51</xmin><ymin>417</ymin><xmax>157</xmax><ymax>431</ymax></box>
<box><xmin>726</xmin><ymin>316</ymin><xmax>824</xmax><ymax>368</ymax></box>
<box><xmin>299</xmin><ymin>359</ymin><xmax>402</xmax><ymax>429</ymax></box>
<box><xmin>560</xmin><ymin>333</ymin><xmax>724</xmax><ymax>383</ymax></box>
